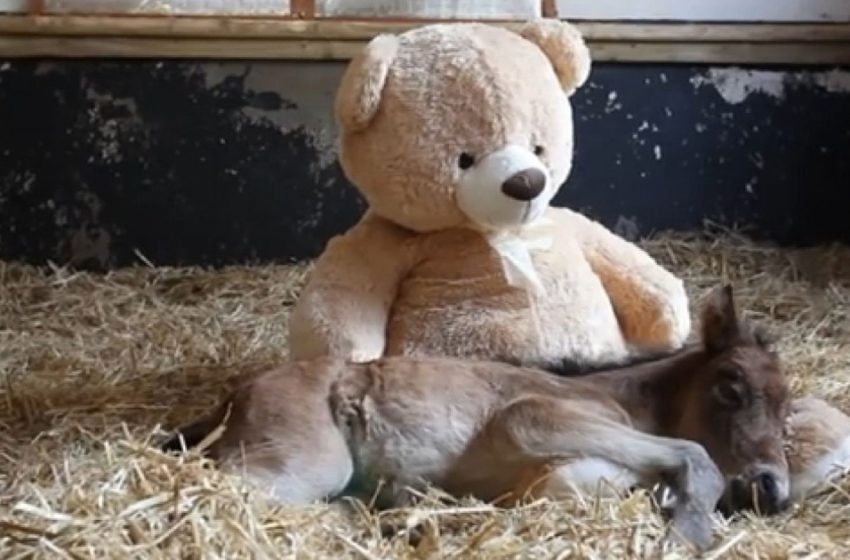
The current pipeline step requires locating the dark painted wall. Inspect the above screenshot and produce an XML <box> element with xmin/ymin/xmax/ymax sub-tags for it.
<box><xmin>1</xmin><ymin>59</ymin><xmax>849</xmax><ymax>270</ymax></box>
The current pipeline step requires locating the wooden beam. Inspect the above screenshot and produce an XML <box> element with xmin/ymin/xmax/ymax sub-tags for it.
<box><xmin>26</xmin><ymin>0</ymin><xmax>45</xmax><ymax>15</ymax></box>
<box><xmin>0</xmin><ymin>36</ymin><xmax>362</xmax><ymax>59</ymax></box>
<box><xmin>0</xmin><ymin>15</ymin><xmax>850</xmax><ymax>63</ymax></box>
<box><xmin>2</xmin><ymin>15</ymin><xmax>850</xmax><ymax>43</ymax></box>
<box><xmin>2</xmin><ymin>36</ymin><xmax>850</xmax><ymax>64</ymax></box>
<box><xmin>290</xmin><ymin>0</ymin><xmax>315</xmax><ymax>19</ymax></box>
<box><xmin>591</xmin><ymin>42</ymin><xmax>850</xmax><ymax>64</ymax></box>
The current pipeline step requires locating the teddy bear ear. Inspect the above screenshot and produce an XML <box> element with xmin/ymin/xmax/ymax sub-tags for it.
<box><xmin>334</xmin><ymin>33</ymin><xmax>399</xmax><ymax>132</ymax></box>
<box><xmin>519</xmin><ymin>19</ymin><xmax>591</xmax><ymax>96</ymax></box>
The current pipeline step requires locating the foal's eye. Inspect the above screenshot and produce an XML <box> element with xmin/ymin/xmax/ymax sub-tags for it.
<box><xmin>713</xmin><ymin>382</ymin><xmax>745</xmax><ymax>408</ymax></box>
<box><xmin>458</xmin><ymin>152</ymin><xmax>475</xmax><ymax>170</ymax></box>
<box><xmin>712</xmin><ymin>368</ymin><xmax>747</xmax><ymax>408</ymax></box>
<box><xmin>533</xmin><ymin>145</ymin><xmax>545</xmax><ymax>156</ymax></box>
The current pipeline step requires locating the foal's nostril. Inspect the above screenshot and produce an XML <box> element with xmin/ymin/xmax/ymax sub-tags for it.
<box><xmin>501</xmin><ymin>169</ymin><xmax>546</xmax><ymax>201</ymax></box>
<box><xmin>723</xmin><ymin>471</ymin><xmax>788</xmax><ymax>516</ymax></box>
<box><xmin>754</xmin><ymin>472</ymin><xmax>778</xmax><ymax>501</ymax></box>
<box><xmin>750</xmin><ymin>471</ymin><xmax>787</xmax><ymax>513</ymax></box>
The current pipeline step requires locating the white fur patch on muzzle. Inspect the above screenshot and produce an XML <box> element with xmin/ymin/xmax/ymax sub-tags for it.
<box><xmin>455</xmin><ymin>145</ymin><xmax>556</xmax><ymax>295</ymax></box>
<box><xmin>456</xmin><ymin>144</ymin><xmax>554</xmax><ymax>231</ymax></box>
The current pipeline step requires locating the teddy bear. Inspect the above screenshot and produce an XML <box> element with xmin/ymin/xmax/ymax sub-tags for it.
<box><xmin>288</xmin><ymin>19</ymin><xmax>691</xmax><ymax>369</ymax></box>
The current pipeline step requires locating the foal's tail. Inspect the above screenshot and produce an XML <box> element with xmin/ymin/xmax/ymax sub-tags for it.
<box><xmin>160</xmin><ymin>402</ymin><xmax>230</xmax><ymax>455</ymax></box>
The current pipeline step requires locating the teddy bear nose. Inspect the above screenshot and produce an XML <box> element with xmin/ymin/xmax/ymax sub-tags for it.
<box><xmin>501</xmin><ymin>169</ymin><xmax>546</xmax><ymax>201</ymax></box>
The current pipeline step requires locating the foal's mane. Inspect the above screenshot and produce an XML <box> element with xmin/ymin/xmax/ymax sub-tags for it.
<box><xmin>547</xmin><ymin>294</ymin><xmax>775</xmax><ymax>380</ymax></box>
<box><xmin>546</xmin><ymin>344</ymin><xmax>694</xmax><ymax>378</ymax></box>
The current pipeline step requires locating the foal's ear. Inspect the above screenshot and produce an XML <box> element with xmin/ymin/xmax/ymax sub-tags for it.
<box><xmin>700</xmin><ymin>284</ymin><xmax>741</xmax><ymax>353</ymax></box>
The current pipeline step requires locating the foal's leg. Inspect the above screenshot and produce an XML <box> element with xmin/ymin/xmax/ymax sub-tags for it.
<box><xmin>215</xmin><ymin>424</ymin><xmax>355</xmax><ymax>505</ymax></box>
<box><xmin>532</xmin><ymin>458</ymin><xmax>642</xmax><ymax>500</ymax></box>
<box><xmin>487</xmin><ymin>396</ymin><xmax>725</xmax><ymax>551</ymax></box>
<box><xmin>786</xmin><ymin>396</ymin><xmax>850</xmax><ymax>502</ymax></box>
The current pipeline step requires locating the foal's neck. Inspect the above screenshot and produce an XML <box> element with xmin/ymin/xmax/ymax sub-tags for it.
<box><xmin>576</xmin><ymin>345</ymin><xmax>709</xmax><ymax>434</ymax></box>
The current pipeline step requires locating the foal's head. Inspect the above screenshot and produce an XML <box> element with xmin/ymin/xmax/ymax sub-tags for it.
<box><xmin>674</xmin><ymin>285</ymin><xmax>790</xmax><ymax>515</ymax></box>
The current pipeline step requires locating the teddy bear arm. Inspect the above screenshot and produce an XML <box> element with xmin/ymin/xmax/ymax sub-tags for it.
<box><xmin>288</xmin><ymin>219</ymin><xmax>413</xmax><ymax>362</ymax></box>
<box><xmin>556</xmin><ymin>208</ymin><xmax>691</xmax><ymax>352</ymax></box>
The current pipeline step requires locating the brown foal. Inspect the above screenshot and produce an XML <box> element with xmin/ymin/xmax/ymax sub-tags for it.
<box><xmin>162</xmin><ymin>285</ymin><xmax>789</xmax><ymax>551</ymax></box>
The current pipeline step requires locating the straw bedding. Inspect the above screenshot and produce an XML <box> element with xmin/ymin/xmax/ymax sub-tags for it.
<box><xmin>1</xmin><ymin>231</ymin><xmax>849</xmax><ymax>559</ymax></box>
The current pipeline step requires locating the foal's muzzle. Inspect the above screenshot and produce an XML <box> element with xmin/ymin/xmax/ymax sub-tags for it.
<box><xmin>721</xmin><ymin>469</ymin><xmax>790</xmax><ymax>516</ymax></box>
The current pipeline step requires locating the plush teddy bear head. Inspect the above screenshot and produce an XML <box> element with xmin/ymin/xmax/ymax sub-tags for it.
<box><xmin>334</xmin><ymin>19</ymin><xmax>591</xmax><ymax>233</ymax></box>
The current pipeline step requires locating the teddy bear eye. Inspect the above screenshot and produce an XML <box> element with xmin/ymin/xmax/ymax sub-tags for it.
<box><xmin>458</xmin><ymin>153</ymin><xmax>475</xmax><ymax>170</ymax></box>
<box><xmin>534</xmin><ymin>145</ymin><xmax>545</xmax><ymax>156</ymax></box>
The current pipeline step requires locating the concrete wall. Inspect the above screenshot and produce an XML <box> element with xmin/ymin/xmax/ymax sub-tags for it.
<box><xmin>1</xmin><ymin>59</ymin><xmax>849</xmax><ymax>270</ymax></box>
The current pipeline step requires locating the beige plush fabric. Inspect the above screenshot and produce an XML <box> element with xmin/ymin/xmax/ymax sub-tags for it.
<box><xmin>290</xmin><ymin>20</ymin><xmax>690</xmax><ymax>368</ymax></box>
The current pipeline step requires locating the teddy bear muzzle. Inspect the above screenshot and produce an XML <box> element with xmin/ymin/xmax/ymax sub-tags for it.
<box><xmin>502</xmin><ymin>168</ymin><xmax>546</xmax><ymax>201</ymax></box>
<box><xmin>456</xmin><ymin>144</ymin><xmax>554</xmax><ymax>230</ymax></box>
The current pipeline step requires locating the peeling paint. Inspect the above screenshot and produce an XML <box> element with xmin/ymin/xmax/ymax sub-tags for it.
<box><xmin>60</xmin><ymin>188</ymin><xmax>112</xmax><ymax>268</ymax></box>
<box><xmin>69</xmin><ymin>226</ymin><xmax>111</xmax><ymax>269</ymax></box>
<box><xmin>613</xmin><ymin>215</ymin><xmax>640</xmax><ymax>241</ymax></box>
<box><xmin>815</xmin><ymin>69</ymin><xmax>850</xmax><ymax>93</ymax></box>
<box><xmin>34</xmin><ymin>62</ymin><xmax>63</xmax><ymax>76</ymax></box>
<box><xmin>0</xmin><ymin>59</ymin><xmax>364</xmax><ymax>268</ymax></box>
<box><xmin>604</xmin><ymin>90</ymin><xmax>622</xmax><ymax>113</ymax></box>
<box><xmin>82</xmin><ymin>87</ymin><xmax>145</xmax><ymax>165</ymax></box>
<box><xmin>691</xmin><ymin>67</ymin><xmax>850</xmax><ymax>105</ymax></box>
<box><xmin>1</xmin><ymin>61</ymin><xmax>849</xmax><ymax>268</ymax></box>
<box><xmin>691</xmin><ymin>69</ymin><xmax>786</xmax><ymax>104</ymax></box>
<box><xmin>745</xmin><ymin>179</ymin><xmax>757</xmax><ymax>196</ymax></box>
<box><xmin>201</xmin><ymin>62</ymin><xmax>340</xmax><ymax>167</ymax></box>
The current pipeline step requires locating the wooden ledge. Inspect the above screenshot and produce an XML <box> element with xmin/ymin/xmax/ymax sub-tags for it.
<box><xmin>1</xmin><ymin>15</ymin><xmax>850</xmax><ymax>63</ymax></box>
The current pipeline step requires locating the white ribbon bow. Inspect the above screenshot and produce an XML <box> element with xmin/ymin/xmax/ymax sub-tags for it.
<box><xmin>486</xmin><ymin>218</ymin><xmax>554</xmax><ymax>296</ymax></box>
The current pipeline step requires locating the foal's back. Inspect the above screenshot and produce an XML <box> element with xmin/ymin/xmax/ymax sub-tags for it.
<box><xmin>214</xmin><ymin>354</ymin><xmax>623</xmax><ymax>452</ymax></box>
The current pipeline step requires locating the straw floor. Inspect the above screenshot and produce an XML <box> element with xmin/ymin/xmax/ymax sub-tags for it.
<box><xmin>1</xmin><ymin>231</ymin><xmax>849</xmax><ymax>559</ymax></box>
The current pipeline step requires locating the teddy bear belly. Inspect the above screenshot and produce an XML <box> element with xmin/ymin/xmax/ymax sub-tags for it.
<box><xmin>384</xmin><ymin>273</ymin><xmax>629</xmax><ymax>368</ymax></box>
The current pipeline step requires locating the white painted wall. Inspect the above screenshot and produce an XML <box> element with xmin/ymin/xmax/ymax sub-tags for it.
<box><xmin>1</xmin><ymin>0</ymin><xmax>290</xmax><ymax>13</ymax></box>
<box><xmin>558</xmin><ymin>0</ymin><xmax>850</xmax><ymax>22</ymax></box>
<box><xmin>1</xmin><ymin>0</ymin><xmax>847</xmax><ymax>22</ymax></box>
<box><xmin>0</xmin><ymin>0</ymin><xmax>534</xmax><ymax>16</ymax></box>
<box><xmin>317</xmin><ymin>0</ymin><xmax>539</xmax><ymax>18</ymax></box>
<box><xmin>0</xmin><ymin>0</ymin><xmax>24</xmax><ymax>10</ymax></box>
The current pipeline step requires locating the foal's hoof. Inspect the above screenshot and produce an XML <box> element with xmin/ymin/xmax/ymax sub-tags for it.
<box><xmin>666</xmin><ymin>509</ymin><xmax>715</xmax><ymax>553</ymax></box>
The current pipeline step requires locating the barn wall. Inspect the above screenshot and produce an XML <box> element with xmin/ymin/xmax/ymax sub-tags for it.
<box><xmin>0</xmin><ymin>59</ymin><xmax>849</xmax><ymax>270</ymax></box>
